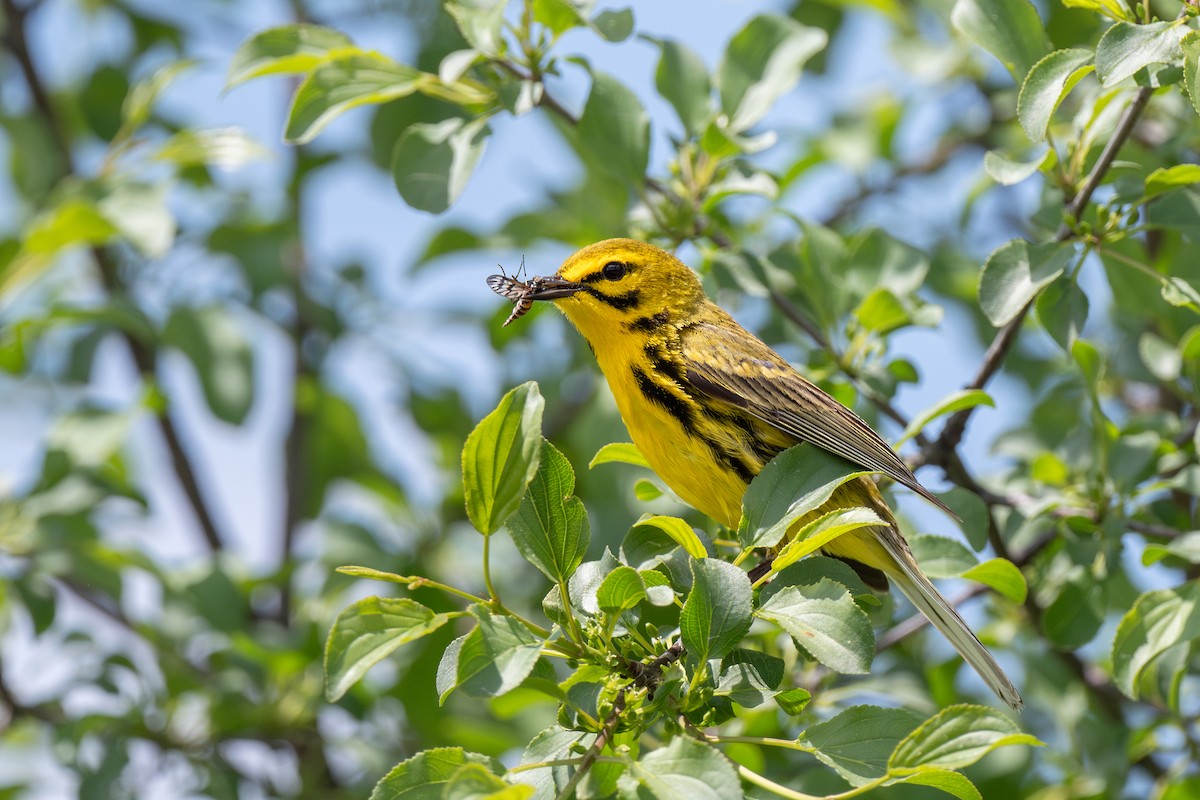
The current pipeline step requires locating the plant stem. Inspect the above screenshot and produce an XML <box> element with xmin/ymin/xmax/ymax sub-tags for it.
<box><xmin>735</xmin><ymin>764</ymin><xmax>825</xmax><ymax>800</ymax></box>
<box><xmin>483</xmin><ymin>532</ymin><xmax>499</xmax><ymax>603</ymax></box>
<box><xmin>705</xmin><ymin>734</ymin><xmax>815</xmax><ymax>753</ymax></box>
<box><xmin>558</xmin><ymin>578</ymin><xmax>585</xmax><ymax>645</ymax></box>
<box><xmin>0</xmin><ymin>0</ymin><xmax>228</xmax><ymax>557</ymax></box>
<box><xmin>555</xmin><ymin>689</ymin><xmax>625</xmax><ymax>800</ymax></box>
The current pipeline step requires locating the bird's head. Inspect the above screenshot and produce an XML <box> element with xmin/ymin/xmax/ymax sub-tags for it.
<box><xmin>516</xmin><ymin>239</ymin><xmax>707</xmax><ymax>337</ymax></box>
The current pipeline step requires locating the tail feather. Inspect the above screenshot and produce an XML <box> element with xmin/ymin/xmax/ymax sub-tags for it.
<box><xmin>879</xmin><ymin>532</ymin><xmax>1024</xmax><ymax>711</ymax></box>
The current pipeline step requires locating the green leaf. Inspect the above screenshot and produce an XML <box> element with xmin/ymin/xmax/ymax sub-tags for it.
<box><xmin>950</xmin><ymin>0</ymin><xmax>1050</xmax><ymax>82</ymax></box>
<box><xmin>436</xmin><ymin>635</ymin><xmax>467</xmax><ymax>704</ymax></box>
<box><xmin>652</xmin><ymin>38</ymin><xmax>712</xmax><ymax>136</ymax></box>
<box><xmin>444</xmin><ymin>764</ymin><xmax>534</xmax><ymax>800</ymax></box>
<box><xmin>895</xmin><ymin>389</ymin><xmax>994</xmax><ymax>447</ymax></box>
<box><xmin>961</xmin><ymin>559</ymin><xmax>1027</xmax><ymax>603</ymax></box>
<box><xmin>716</xmin><ymin>14</ymin><xmax>827</xmax><ymax>132</ymax></box>
<box><xmin>775</xmin><ymin>687</ymin><xmax>811</xmax><ymax>715</ymax></box>
<box><xmin>448</xmin><ymin>0</ymin><xmax>507</xmax><ymax>55</ymax></box>
<box><xmin>162</xmin><ymin>306</ymin><xmax>255</xmax><ymax>425</ymax></box>
<box><xmin>456</xmin><ymin>606</ymin><xmax>544</xmax><ymax>698</ymax></box>
<box><xmin>680</xmin><ymin>558</ymin><xmax>752</xmax><ymax>668</ymax></box>
<box><xmin>910</xmin><ymin>534</ymin><xmax>978</xmax><ymax>578</ymax></box>
<box><xmin>589</xmin><ymin>441</ymin><xmax>651</xmax><ymax>469</ymax></box>
<box><xmin>715</xmin><ymin>648</ymin><xmax>785</xmax><ymax>707</ymax></box>
<box><xmin>854</xmin><ymin>287</ymin><xmax>911</xmax><ymax>334</ymax></box>
<box><xmin>1139</xmin><ymin>332</ymin><xmax>1182</xmax><ymax>382</ymax></box>
<box><xmin>937</xmin><ymin>487</ymin><xmax>990</xmax><ymax>551</ymax></box>
<box><xmin>46</xmin><ymin>407</ymin><xmax>133</xmax><ymax>467</ymax></box>
<box><xmin>392</xmin><ymin>117</ymin><xmax>491</xmax><ymax>214</ymax></box>
<box><xmin>1017</xmin><ymin>49</ymin><xmax>1095</xmax><ymax>142</ymax></box>
<box><xmin>462</xmin><ymin>382</ymin><xmax>545</xmax><ymax>536</ymax></box>
<box><xmin>1095</xmin><ymin>21</ymin><xmax>1185</xmax><ymax>88</ymax></box>
<box><xmin>22</xmin><ymin>198</ymin><xmax>119</xmax><ymax>256</ymax></box>
<box><xmin>561</xmin><ymin>549</ymin><xmax>620</xmax><ymax>619</ymax></box>
<box><xmin>591</xmin><ymin>8</ymin><xmax>634</xmax><ymax>42</ymax></box>
<box><xmin>738</xmin><ymin>444</ymin><xmax>874</xmax><ymax>549</ymax></box>
<box><xmin>640</xmin><ymin>570</ymin><xmax>676</xmax><ymax>606</ymax></box>
<box><xmin>634</xmin><ymin>515</ymin><xmax>707</xmax><ymax>559</ymax></box>
<box><xmin>369</xmin><ymin>748</ymin><xmax>503</xmax><ymax>800</ymax></box>
<box><xmin>759</xmin><ymin>556</ymin><xmax>876</xmax><ymax>604</ymax></box>
<box><xmin>770</xmin><ymin>507</ymin><xmax>888</xmax><ymax>574</ymax></box>
<box><xmin>1036</xmin><ymin>276</ymin><xmax>1089</xmax><ymax>352</ymax></box>
<box><xmin>596</xmin><ymin>565</ymin><xmax>647</xmax><ymax>613</ymax></box>
<box><xmin>845</xmin><ymin>228</ymin><xmax>929</xmax><ymax>298</ymax></box>
<box><xmin>324</xmin><ymin>597</ymin><xmax>449</xmax><ymax>702</ymax></box>
<box><xmin>983</xmin><ymin>147</ymin><xmax>1055</xmax><ymax>186</ymax></box>
<box><xmin>578</xmin><ymin>71</ymin><xmax>649</xmax><ymax>184</ymax></box>
<box><xmin>889</xmin><ymin>705</ymin><xmax>1041</xmax><ymax>773</ymax></box>
<box><xmin>227</xmin><ymin>24</ymin><xmax>353</xmax><ymax>88</ymax></box>
<box><xmin>1161</xmin><ymin>276</ymin><xmax>1200</xmax><ymax>311</ymax></box>
<box><xmin>1043</xmin><ymin>578</ymin><xmax>1104</xmax><ymax>649</ymax></box>
<box><xmin>756</xmin><ymin>578</ymin><xmax>875</xmax><ymax>673</ymax></box>
<box><xmin>120</xmin><ymin>59</ymin><xmax>197</xmax><ymax>139</ymax></box>
<box><xmin>98</xmin><ymin>180</ymin><xmax>175</xmax><ymax>257</ymax></box>
<box><xmin>1143</xmin><ymin>531</ymin><xmax>1200</xmax><ymax>565</ymax></box>
<box><xmin>1184</xmin><ymin>31</ymin><xmax>1200</xmax><ymax>117</ymax></box>
<box><xmin>801</xmin><ymin>705</ymin><xmax>923</xmax><ymax>787</ymax></box>
<box><xmin>1060</xmin><ymin>0</ymin><xmax>1133</xmax><ymax>21</ymax></box>
<box><xmin>515</xmin><ymin>727</ymin><xmax>594</xmax><ymax>800</ymax></box>
<box><xmin>634</xmin><ymin>478</ymin><xmax>664</xmax><ymax>501</ymax></box>
<box><xmin>155</xmin><ymin>127</ymin><xmax>268</xmax><ymax>170</ymax></box>
<box><xmin>885</xmin><ymin>768</ymin><xmax>982</xmax><ymax>800</ymax></box>
<box><xmin>620</xmin><ymin>737</ymin><xmax>743</xmax><ymax>800</ymax></box>
<box><xmin>507</xmin><ymin>440</ymin><xmax>589</xmax><ymax>584</ymax></box>
<box><xmin>1071</xmin><ymin>338</ymin><xmax>1105</xmax><ymax>386</ymax></box>
<box><xmin>286</xmin><ymin>52</ymin><xmax>422</xmax><ymax>144</ymax></box>
<box><xmin>1112</xmin><ymin>583</ymin><xmax>1200</xmax><ymax>699</ymax></box>
<box><xmin>978</xmin><ymin>239</ymin><xmax>1074</xmax><ymax>326</ymax></box>
<box><xmin>1145</xmin><ymin>164</ymin><xmax>1200</xmax><ymax>199</ymax></box>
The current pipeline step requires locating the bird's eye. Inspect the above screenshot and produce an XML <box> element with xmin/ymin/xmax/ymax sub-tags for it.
<box><xmin>602</xmin><ymin>261</ymin><xmax>627</xmax><ymax>281</ymax></box>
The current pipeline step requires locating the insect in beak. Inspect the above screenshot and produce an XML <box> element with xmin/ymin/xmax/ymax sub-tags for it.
<box><xmin>487</xmin><ymin>272</ymin><xmax>583</xmax><ymax>326</ymax></box>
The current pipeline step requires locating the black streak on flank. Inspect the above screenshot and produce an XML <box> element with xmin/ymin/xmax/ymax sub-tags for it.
<box><xmin>632</xmin><ymin>365</ymin><xmax>696</xmax><ymax>435</ymax></box>
<box><xmin>582</xmin><ymin>286</ymin><xmax>641</xmax><ymax>311</ymax></box>
<box><xmin>634</xmin><ymin>360</ymin><xmax>760</xmax><ymax>485</ymax></box>
<box><xmin>644</xmin><ymin>343</ymin><xmax>687</xmax><ymax>385</ymax></box>
<box><xmin>626</xmin><ymin>311</ymin><xmax>670</xmax><ymax>332</ymax></box>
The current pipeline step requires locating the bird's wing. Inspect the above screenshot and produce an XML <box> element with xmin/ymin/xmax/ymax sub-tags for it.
<box><xmin>680</xmin><ymin>320</ymin><xmax>955</xmax><ymax>517</ymax></box>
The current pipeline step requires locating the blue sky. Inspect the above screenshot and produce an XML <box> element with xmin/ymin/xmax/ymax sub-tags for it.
<box><xmin>0</xmin><ymin>0</ymin><xmax>1050</xmax><ymax>574</ymax></box>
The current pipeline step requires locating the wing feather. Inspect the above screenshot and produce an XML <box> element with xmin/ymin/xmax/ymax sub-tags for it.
<box><xmin>681</xmin><ymin>320</ymin><xmax>955</xmax><ymax>518</ymax></box>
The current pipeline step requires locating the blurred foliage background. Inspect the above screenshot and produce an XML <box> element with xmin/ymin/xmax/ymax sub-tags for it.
<box><xmin>1</xmin><ymin>0</ymin><xmax>1199</xmax><ymax>797</ymax></box>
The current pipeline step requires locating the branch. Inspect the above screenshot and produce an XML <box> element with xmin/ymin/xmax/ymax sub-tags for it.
<box><xmin>930</xmin><ymin>85</ymin><xmax>1155</xmax><ymax>459</ymax></box>
<box><xmin>495</xmin><ymin>59</ymin><xmax>579</xmax><ymax>125</ymax></box>
<box><xmin>1</xmin><ymin>0</ymin><xmax>227</xmax><ymax>554</ymax></box>
<box><xmin>556</xmin><ymin>689</ymin><xmax>625</xmax><ymax>800</ymax></box>
<box><xmin>276</xmin><ymin>0</ymin><xmax>319</xmax><ymax>628</ymax></box>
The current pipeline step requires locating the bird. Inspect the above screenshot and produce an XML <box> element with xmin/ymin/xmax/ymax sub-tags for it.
<box><xmin>492</xmin><ymin>237</ymin><xmax>1022</xmax><ymax>710</ymax></box>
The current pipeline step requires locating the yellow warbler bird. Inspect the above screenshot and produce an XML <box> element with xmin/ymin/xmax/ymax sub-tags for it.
<box><xmin>494</xmin><ymin>238</ymin><xmax>1021</xmax><ymax>710</ymax></box>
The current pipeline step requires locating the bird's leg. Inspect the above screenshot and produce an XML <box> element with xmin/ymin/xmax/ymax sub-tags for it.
<box><xmin>747</xmin><ymin>555</ymin><xmax>775</xmax><ymax>584</ymax></box>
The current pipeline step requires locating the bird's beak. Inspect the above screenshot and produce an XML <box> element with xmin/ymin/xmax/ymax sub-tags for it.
<box><xmin>525</xmin><ymin>276</ymin><xmax>583</xmax><ymax>300</ymax></box>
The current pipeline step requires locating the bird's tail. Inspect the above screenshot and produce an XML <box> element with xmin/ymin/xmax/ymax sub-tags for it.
<box><xmin>877</xmin><ymin>529</ymin><xmax>1024</xmax><ymax>711</ymax></box>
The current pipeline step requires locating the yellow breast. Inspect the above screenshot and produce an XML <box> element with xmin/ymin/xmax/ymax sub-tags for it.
<box><xmin>590</xmin><ymin>330</ymin><xmax>784</xmax><ymax>529</ymax></box>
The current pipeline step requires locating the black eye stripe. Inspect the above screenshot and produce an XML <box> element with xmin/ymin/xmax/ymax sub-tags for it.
<box><xmin>583</xmin><ymin>261</ymin><xmax>630</xmax><ymax>283</ymax></box>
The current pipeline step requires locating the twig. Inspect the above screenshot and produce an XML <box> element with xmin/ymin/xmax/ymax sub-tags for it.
<box><xmin>931</xmin><ymin>85</ymin><xmax>1155</xmax><ymax>459</ymax></box>
<box><xmin>495</xmin><ymin>59</ymin><xmax>579</xmax><ymax>125</ymax></box>
<box><xmin>276</xmin><ymin>0</ymin><xmax>317</xmax><ymax>627</ymax></box>
<box><xmin>1</xmin><ymin>0</ymin><xmax>227</xmax><ymax>554</ymax></box>
<box><xmin>556</xmin><ymin>689</ymin><xmax>625</xmax><ymax>800</ymax></box>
